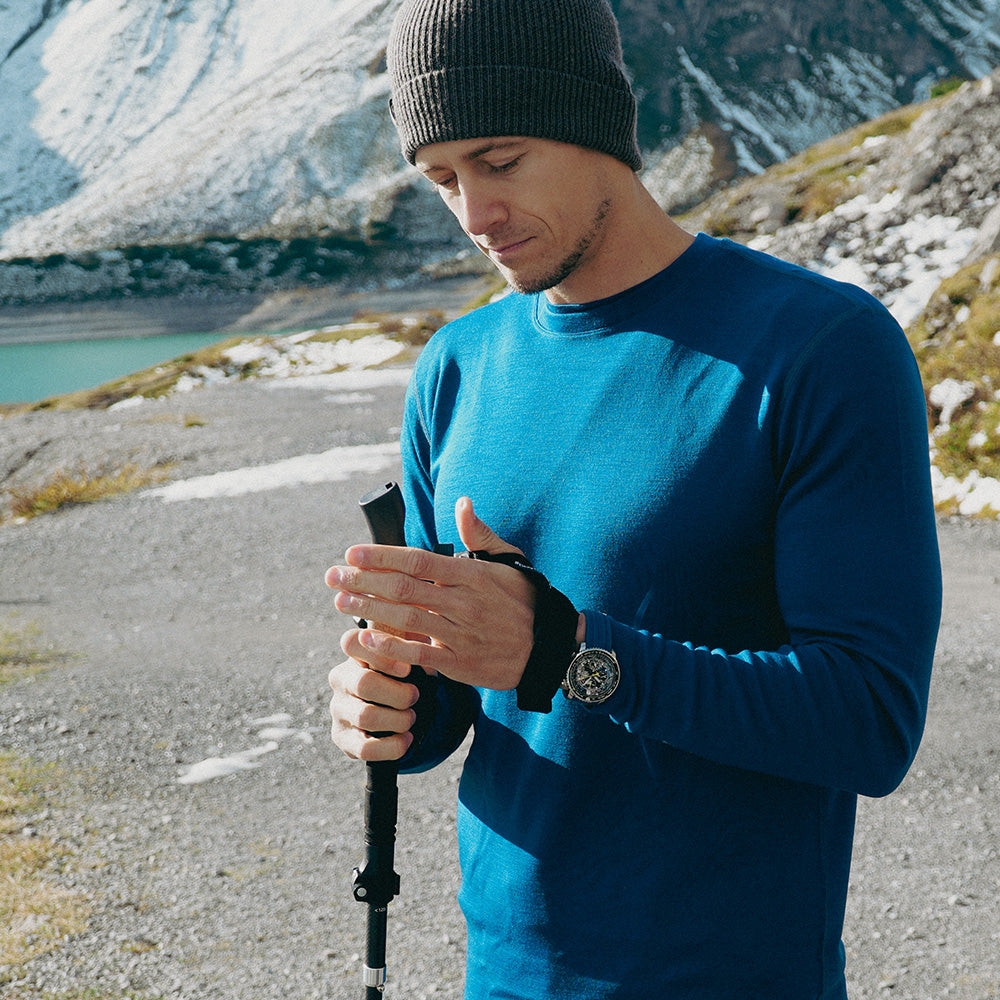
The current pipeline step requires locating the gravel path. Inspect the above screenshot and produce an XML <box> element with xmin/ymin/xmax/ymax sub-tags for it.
<box><xmin>1</xmin><ymin>367</ymin><xmax>998</xmax><ymax>1000</ymax></box>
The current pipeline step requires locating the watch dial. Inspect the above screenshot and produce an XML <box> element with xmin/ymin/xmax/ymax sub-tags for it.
<box><xmin>569</xmin><ymin>650</ymin><xmax>619</xmax><ymax>701</ymax></box>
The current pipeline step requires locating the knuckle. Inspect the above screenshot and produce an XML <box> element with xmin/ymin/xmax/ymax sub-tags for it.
<box><xmin>355</xmin><ymin>665</ymin><xmax>387</xmax><ymax>701</ymax></box>
<box><xmin>404</xmin><ymin>547</ymin><xmax>435</xmax><ymax>579</ymax></box>
<box><xmin>402</xmin><ymin>604</ymin><xmax>425</xmax><ymax>634</ymax></box>
<box><xmin>328</xmin><ymin>660</ymin><xmax>349</xmax><ymax>690</ymax></box>
<box><xmin>394</xmin><ymin>572</ymin><xmax>420</xmax><ymax>604</ymax></box>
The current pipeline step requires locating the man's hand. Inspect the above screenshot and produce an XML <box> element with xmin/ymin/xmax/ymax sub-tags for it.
<box><xmin>327</xmin><ymin>651</ymin><xmax>419</xmax><ymax>761</ymax></box>
<box><xmin>329</xmin><ymin>496</ymin><xmax>537</xmax><ymax>689</ymax></box>
<box><xmin>327</xmin><ymin>497</ymin><xmax>537</xmax><ymax>759</ymax></box>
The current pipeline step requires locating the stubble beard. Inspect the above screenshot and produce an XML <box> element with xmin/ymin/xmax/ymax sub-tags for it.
<box><xmin>497</xmin><ymin>198</ymin><xmax>612</xmax><ymax>296</ymax></box>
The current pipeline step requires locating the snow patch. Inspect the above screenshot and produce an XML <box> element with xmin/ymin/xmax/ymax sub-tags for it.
<box><xmin>178</xmin><ymin>713</ymin><xmax>316</xmax><ymax>785</ymax></box>
<box><xmin>146</xmin><ymin>440</ymin><xmax>400</xmax><ymax>503</ymax></box>
<box><xmin>932</xmin><ymin>467</ymin><xmax>1000</xmax><ymax>516</ymax></box>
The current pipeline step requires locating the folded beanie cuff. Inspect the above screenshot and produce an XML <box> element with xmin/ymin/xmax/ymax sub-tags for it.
<box><xmin>391</xmin><ymin>65</ymin><xmax>642</xmax><ymax>171</ymax></box>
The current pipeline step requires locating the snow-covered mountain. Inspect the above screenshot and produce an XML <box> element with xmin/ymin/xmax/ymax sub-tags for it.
<box><xmin>1</xmin><ymin>0</ymin><xmax>409</xmax><ymax>259</ymax></box>
<box><xmin>1</xmin><ymin>0</ymin><xmax>1000</xmax><ymax>303</ymax></box>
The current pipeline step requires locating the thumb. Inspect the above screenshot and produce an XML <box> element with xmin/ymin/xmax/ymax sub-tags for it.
<box><xmin>455</xmin><ymin>496</ymin><xmax>523</xmax><ymax>557</ymax></box>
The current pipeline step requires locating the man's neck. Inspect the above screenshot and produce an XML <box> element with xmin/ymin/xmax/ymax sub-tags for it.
<box><xmin>544</xmin><ymin>180</ymin><xmax>695</xmax><ymax>305</ymax></box>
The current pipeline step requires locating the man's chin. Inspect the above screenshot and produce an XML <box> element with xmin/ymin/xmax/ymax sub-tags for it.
<box><xmin>494</xmin><ymin>263</ymin><xmax>563</xmax><ymax>297</ymax></box>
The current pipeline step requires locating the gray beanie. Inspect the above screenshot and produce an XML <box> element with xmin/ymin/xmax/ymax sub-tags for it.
<box><xmin>387</xmin><ymin>0</ymin><xmax>642</xmax><ymax>171</ymax></box>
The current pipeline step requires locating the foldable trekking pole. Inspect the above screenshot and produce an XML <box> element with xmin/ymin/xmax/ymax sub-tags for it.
<box><xmin>351</xmin><ymin>481</ymin><xmax>418</xmax><ymax>999</ymax></box>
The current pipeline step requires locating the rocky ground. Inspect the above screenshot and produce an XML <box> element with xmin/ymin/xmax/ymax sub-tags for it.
<box><xmin>1</xmin><ymin>360</ymin><xmax>999</xmax><ymax>999</ymax></box>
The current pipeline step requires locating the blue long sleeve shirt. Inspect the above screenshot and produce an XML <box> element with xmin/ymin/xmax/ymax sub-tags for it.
<box><xmin>398</xmin><ymin>234</ymin><xmax>942</xmax><ymax>998</ymax></box>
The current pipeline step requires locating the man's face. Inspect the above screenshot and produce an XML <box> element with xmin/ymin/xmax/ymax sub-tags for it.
<box><xmin>414</xmin><ymin>136</ymin><xmax>617</xmax><ymax>303</ymax></box>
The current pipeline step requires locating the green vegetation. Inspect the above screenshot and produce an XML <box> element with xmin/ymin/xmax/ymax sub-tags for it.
<box><xmin>26</xmin><ymin>334</ymin><xmax>255</xmax><ymax>412</ymax></box>
<box><xmin>15</xmin><ymin>308</ymin><xmax>448</xmax><ymax>415</ymax></box>
<box><xmin>685</xmin><ymin>97</ymin><xmax>934</xmax><ymax>239</ymax></box>
<box><xmin>908</xmin><ymin>254</ymin><xmax>1000</xmax><ymax>498</ymax></box>
<box><xmin>930</xmin><ymin>76</ymin><xmax>968</xmax><ymax>99</ymax></box>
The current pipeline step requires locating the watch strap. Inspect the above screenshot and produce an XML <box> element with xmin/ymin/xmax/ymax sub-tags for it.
<box><xmin>466</xmin><ymin>550</ymin><xmax>579</xmax><ymax>713</ymax></box>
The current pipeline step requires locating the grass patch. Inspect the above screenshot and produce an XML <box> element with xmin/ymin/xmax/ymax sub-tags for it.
<box><xmin>17</xmin><ymin>309</ymin><xmax>447</xmax><ymax>414</ymax></box>
<box><xmin>0</xmin><ymin>619</ymin><xmax>64</xmax><ymax>686</ymax></box>
<box><xmin>908</xmin><ymin>254</ymin><xmax>1000</xmax><ymax>486</ymax></box>
<box><xmin>347</xmin><ymin>309</ymin><xmax>447</xmax><ymax>347</ymax></box>
<box><xmin>0</xmin><ymin>754</ymin><xmax>90</xmax><ymax>972</ymax></box>
<box><xmin>683</xmin><ymin>95</ymin><xmax>937</xmax><ymax>239</ymax></box>
<box><xmin>4</xmin><ymin>463</ymin><xmax>172</xmax><ymax>522</ymax></box>
<box><xmin>930</xmin><ymin>75</ymin><xmax>968</xmax><ymax>99</ymax></box>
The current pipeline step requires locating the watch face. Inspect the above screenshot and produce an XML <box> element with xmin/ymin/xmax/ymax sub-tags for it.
<box><xmin>566</xmin><ymin>648</ymin><xmax>620</xmax><ymax>703</ymax></box>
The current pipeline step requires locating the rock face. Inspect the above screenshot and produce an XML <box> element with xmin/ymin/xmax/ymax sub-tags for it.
<box><xmin>682</xmin><ymin>71</ymin><xmax>1000</xmax><ymax>329</ymax></box>
<box><xmin>1</xmin><ymin>0</ymin><xmax>999</xmax><ymax>302</ymax></box>
<box><xmin>618</xmin><ymin>0</ymin><xmax>1000</xmax><ymax>176</ymax></box>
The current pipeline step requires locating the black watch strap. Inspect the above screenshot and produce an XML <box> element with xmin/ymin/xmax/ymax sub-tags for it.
<box><xmin>466</xmin><ymin>550</ymin><xmax>579</xmax><ymax>713</ymax></box>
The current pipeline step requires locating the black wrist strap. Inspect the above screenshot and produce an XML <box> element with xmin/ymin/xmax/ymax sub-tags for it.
<box><xmin>466</xmin><ymin>551</ymin><xmax>579</xmax><ymax>713</ymax></box>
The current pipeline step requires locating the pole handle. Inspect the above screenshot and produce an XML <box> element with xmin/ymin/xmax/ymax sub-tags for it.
<box><xmin>359</xmin><ymin>481</ymin><xmax>407</xmax><ymax>547</ymax></box>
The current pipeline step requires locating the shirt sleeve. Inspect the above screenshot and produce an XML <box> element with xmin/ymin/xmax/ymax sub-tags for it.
<box><xmin>585</xmin><ymin>307</ymin><xmax>942</xmax><ymax>797</ymax></box>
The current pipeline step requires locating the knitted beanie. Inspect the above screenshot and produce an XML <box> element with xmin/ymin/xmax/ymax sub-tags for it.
<box><xmin>387</xmin><ymin>0</ymin><xmax>642</xmax><ymax>171</ymax></box>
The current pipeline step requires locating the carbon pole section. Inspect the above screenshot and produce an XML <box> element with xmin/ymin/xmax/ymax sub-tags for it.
<box><xmin>351</xmin><ymin>481</ymin><xmax>412</xmax><ymax>999</ymax></box>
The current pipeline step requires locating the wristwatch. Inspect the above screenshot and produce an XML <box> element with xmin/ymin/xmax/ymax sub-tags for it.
<box><xmin>562</xmin><ymin>644</ymin><xmax>620</xmax><ymax>704</ymax></box>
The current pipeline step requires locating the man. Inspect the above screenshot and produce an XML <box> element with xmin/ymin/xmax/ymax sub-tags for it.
<box><xmin>326</xmin><ymin>0</ymin><xmax>942</xmax><ymax>996</ymax></box>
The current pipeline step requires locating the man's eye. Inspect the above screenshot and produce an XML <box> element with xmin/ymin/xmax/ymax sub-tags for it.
<box><xmin>489</xmin><ymin>156</ymin><xmax>522</xmax><ymax>173</ymax></box>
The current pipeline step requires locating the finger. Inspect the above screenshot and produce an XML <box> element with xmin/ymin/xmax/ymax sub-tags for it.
<box><xmin>329</xmin><ymin>702</ymin><xmax>414</xmax><ymax>762</ymax></box>
<box><xmin>328</xmin><ymin>661</ymin><xmax>418</xmax><ymax>762</ymax></box>
<box><xmin>357</xmin><ymin>628</ymin><xmax>447</xmax><ymax>676</ymax></box>
<box><xmin>335</xmin><ymin>590</ymin><xmax>435</xmax><ymax>641</ymax></box>
<box><xmin>341</xmin><ymin>627</ymin><xmax>433</xmax><ymax>678</ymax></box>
<box><xmin>329</xmin><ymin>654</ymin><xmax>419</xmax><ymax>709</ymax></box>
<box><xmin>329</xmin><ymin>689</ymin><xmax>415</xmax><ymax>758</ymax></box>
<box><xmin>343</xmin><ymin>543</ymin><xmax>448</xmax><ymax>581</ymax></box>
<box><xmin>329</xmin><ymin>563</ymin><xmax>441</xmax><ymax>611</ymax></box>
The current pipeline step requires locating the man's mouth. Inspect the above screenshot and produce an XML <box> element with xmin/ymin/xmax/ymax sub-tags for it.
<box><xmin>481</xmin><ymin>236</ymin><xmax>533</xmax><ymax>260</ymax></box>
<box><xmin>483</xmin><ymin>236</ymin><xmax>531</xmax><ymax>257</ymax></box>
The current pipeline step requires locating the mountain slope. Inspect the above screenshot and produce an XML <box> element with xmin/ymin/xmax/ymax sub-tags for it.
<box><xmin>1</xmin><ymin>0</ymin><xmax>999</xmax><ymax>286</ymax></box>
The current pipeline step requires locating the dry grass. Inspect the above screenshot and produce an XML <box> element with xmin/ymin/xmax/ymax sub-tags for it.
<box><xmin>0</xmin><ymin>624</ymin><xmax>91</xmax><ymax>981</ymax></box>
<box><xmin>10</xmin><ymin>310</ymin><xmax>449</xmax><ymax>417</ymax></box>
<box><xmin>0</xmin><ymin>628</ymin><xmax>155</xmax><ymax>998</ymax></box>
<box><xmin>0</xmin><ymin>619</ymin><xmax>65</xmax><ymax>686</ymax></box>
<box><xmin>347</xmin><ymin>309</ymin><xmax>447</xmax><ymax>346</ymax></box>
<box><xmin>0</xmin><ymin>751</ymin><xmax>90</xmax><ymax>972</ymax></box>
<box><xmin>682</xmin><ymin>96</ymin><xmax>934</xmax><ymax>239</ymax></box>
<box><xmin>908</xmin><ymin>254</ymin><xmax>1000</xmax><ymax>487</ymax></box>
<box><xmin>4</xmin><ymin>462</ymin><xmax>172</xmax><ymax>522</ymax></box>
<box><xmin>26</xmin><ymin>335</ymin><xmax>253</xmax><ymax>412</ymax></box>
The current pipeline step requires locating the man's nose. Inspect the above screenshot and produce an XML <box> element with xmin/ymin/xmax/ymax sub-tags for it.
<box><xmin>455</xmin><ymin>180</ymin><xmax>508</xmax><ymax>237</ymax></box>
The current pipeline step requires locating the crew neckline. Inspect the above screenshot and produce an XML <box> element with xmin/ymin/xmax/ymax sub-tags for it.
<box><xmin>532</xmin><ymin>232</ymin><xmax>711</xmax><ymax>337</ymax></box>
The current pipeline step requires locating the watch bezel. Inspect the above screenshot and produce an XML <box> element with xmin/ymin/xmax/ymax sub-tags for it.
<box><xmin>563</xmin><ymin>647</ymin><xmax>620</xmax><ymax>704</ymax></box>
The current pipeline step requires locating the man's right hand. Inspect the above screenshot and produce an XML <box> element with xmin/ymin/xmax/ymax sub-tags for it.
<box><xmin>327</xmin><ymin>626</ymin><xmax>424</xmax><ymax>761</ymax></box>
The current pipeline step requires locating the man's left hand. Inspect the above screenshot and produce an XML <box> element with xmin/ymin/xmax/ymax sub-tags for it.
<box><xmin>326</xmin><ymin>496</ymin><xmax>537</xmax><ymax>691</ymax></box>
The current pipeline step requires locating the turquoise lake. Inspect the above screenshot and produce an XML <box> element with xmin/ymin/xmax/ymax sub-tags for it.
<box><xmin>0</xmin><ymin>331</ymin><xmax>237</xmax><ymax>404</ymax></box>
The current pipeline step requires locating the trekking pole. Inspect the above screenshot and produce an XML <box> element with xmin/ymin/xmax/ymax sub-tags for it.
<box><xmin>351</xmin><ymin>481</ymin><xmax>418</xmax><ymax>998</ymax></box>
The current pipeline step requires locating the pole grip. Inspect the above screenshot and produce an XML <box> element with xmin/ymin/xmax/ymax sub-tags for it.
<box><xmin>359</xmin><ymin>481</ymin><xmax>407</xmax><ymax>548</ymax></box>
